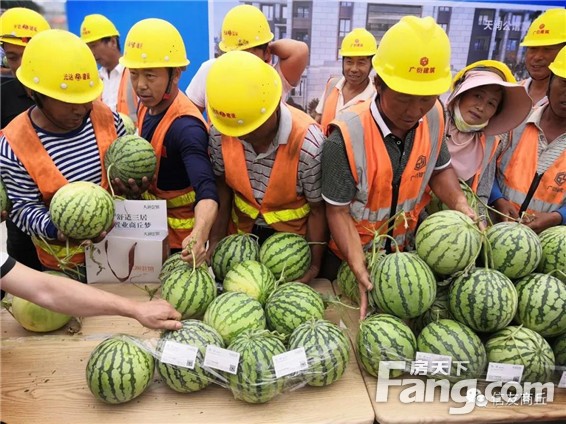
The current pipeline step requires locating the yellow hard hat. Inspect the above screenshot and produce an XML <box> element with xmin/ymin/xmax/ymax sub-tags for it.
<box><xmin>119</xmin><ymin>18</ymin><xmax>189</xmax><ymax>68</ymax></box>
<box><xmin>218</xmin><ymin>5</ymin><xmax>274</xmax><ymax>52</ymax></box>
<box><xmin>452</xmin><ymin>60</ymin><xmax>517</xmax><ymax>90</ymax></box>
<box><xmin>0</xmin><ymin>7</ymin><xmax>50</xmax><ymax>46</ymax></box>
<box><xmin>549</xmin><ymin>45</ymin><xmax>566</xmax><ymax>78</ymax></box>
<box><xmin>80</xmin><ymin>14</ymin><xmax>119</xmax><ymax>44</ymax></box>
<box><xmin>372</xmin><ymin>16</ymin><xmax>451</xmax><ymax>96</ymax></box>
<box><xmin>206</xmin><ymin>51</ymin><xmax>282</xmax><ymax>137</ymax></box>
<box><xmin>16</xmin><ymin>29</ymin><xmax>103</xmax><ymax>104</ymax></box>
<box><xmin>339</xmin><ymin>28</ymin><xmax>378</xmax><ymax>57</ymax></box>
<box><xmin>520</xmin><ymin>8</ymin><xmax>566</xmax><ymax>47</ymax></box>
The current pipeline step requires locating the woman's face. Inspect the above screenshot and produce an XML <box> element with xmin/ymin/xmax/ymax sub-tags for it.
<box><xmin>458</xmin><ymin>85</ymin><xmax>503</xmax><ymax>125</ymax></box>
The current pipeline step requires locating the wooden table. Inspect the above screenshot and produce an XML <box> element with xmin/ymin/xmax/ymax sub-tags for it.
<box><xmin>1</xmin><ymin>280</ymin><xmax>375</xmax><ymax>424</ymax></box>
<box><xmin>331</xmin><ymin>281</ymin><xmax>566</xmax><ymax>424</ymax></box>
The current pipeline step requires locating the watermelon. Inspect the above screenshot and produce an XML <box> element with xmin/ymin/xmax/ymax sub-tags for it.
<box><xmin>417</xmin><ymin>319</ymin><xmax>487</xmax><ymax>379</ymax></box>
<box><xmin>265</xmin><ymin>282</ymin><xmax>325</xmax><ymax>336</ymax></box>
<box><xmin>357</xmin><ymin>314</ymin><xmax>417</xmax><ymax>378</ymax></box>
<box><xmin>49</xmin><ymin>181</ymin><xmax>114</xmax><ymax>240</ymax></box>
<box><xmin>227</xmin><ymin>329</ymin><xmax>286</xmax><ymax>403</ymax></box>
<box><xmin>415</xmin><ymin>210</ymin><xmax>482</xmax><ymax>276</ymax></box>
<box><xmin>0</xmin><ymin>177</ymin><xmax>11</xmax><ymax>214</ymax></box>
<box><xmin>86</xmin><ymin>336</ymin><xmax>154</xmax><ymax>404</ymax></box>
<box><xmin>483</xmin><ymin>222</ymin><xmax>542</xmax><ymax>279</ymax></box>
<box><xmin>211</xmin><ymin>234</ymin><xmax>260</xmax><ymax>281</ymax></box>
<box><xmin>369</xmin><ymin>252</ymin><xmax>436</xmax><ymax>319</ymax></box>
<box><xmin>514</xmin><ymin>273</ymin><xmax>566</xmax><ymax>337</ymax></box>
<box><xmin>412</xmin><ymin>287</ymin><xmax>453</xmax><ymax>335</ymax></box>
<box><xmin>259</xmin><ymin>232</ymin><xmax>311</xmax><ymax>281</ymax></box>
<box><xmin>159</xmin><ymin>252</ymin><xmax>186</xmax><ymax>282</ymax></box>
<box><xmin>104</xmin><ymin>135</ymin><xmax>157</xmax><ymax>186</ymax></box>
<box><xmin>426</xmin><ymin>181</ymin><xmax>479</xmax><ymax>215</ymax></box>
<box><xmin>337</xmin><ymin>250</ymin><xmax>384</xmax><ymax>305</ymax></box>
<box><xmin>118</xmin><ymin>112</ymin><xmax>136</xmax><ymax>135</ymax></box>
<box><xmin>11</xmin><ymin>295</ymin><xmax>72</xmax><ymax>333</ymax></box>
<box><xmin>486</xmin><ymin>326</ymin><xmax>555</xmax><ymax>383</ymax></box>
<box><xmin>157</xmin><ymin>320</ymin><xmax>224</xmax><ymax>393</ymax></box>
<box><xmin>553</xmin><ymin>333</ymin><xmax>566</xmax><ymax>366</ymax></box>
<box><xmin>538</xmin><ymin>226</ymin><xmax>566</xmax><ymax>283</ymax></box>
<box><xmin>448</xmin><ymin>268</ymin><xmax>517</xmax><ymax>333</ymax></box>
<box><xmin>288</xmin><ymin>319</ymin><xmax>350</xmax><ymax>386</ymax></box>
<box><xmin>203</xmin><ymin>292</ymin><xmax>266</xmax><ymax>344</ymax></box>
<box><xmin>223</xmin><ymin>260</ymin><xmax>276</xmax><ymax>305</ymax></box>
<box><xmin>161</xmin><ymin>265</ymin><xmax>217</xmax><ymax>319</ymax></box>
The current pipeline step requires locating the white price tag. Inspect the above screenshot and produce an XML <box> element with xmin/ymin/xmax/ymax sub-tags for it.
<box><xmin>272</xmin><ymin>348</ymin><xmax>309</xmax><ymax>379</ymax></box>
<box><xmin>160</xmin><ymin>341</ymin><xmax>198</xmax><ymax>369</ymax></box>
<box><xmin>558</xmin><ymin>371</ymin><xmax>566</xmax><ymax>389</ymax></box>
<box><xmin>415</xmin><ymin>351</ymin><xmax>452</xmax><ymax>375</ymax></box>
<box><xmin>203</xmin><ymin>345</ymin><xmax>240</xmax><ymax>375</ymax></box>
<box><xmin>486</xmin><ymin>362</ymin><xmax>523</xmax><ymax>383</ymax></box>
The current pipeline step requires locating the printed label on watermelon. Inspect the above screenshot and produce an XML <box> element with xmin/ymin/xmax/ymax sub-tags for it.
<box><xmin>485</xmin><ymin>362</ymin><xmax>523</xmax><ymax>383</ymax></box>
<box><xmin>558</xmin><ymin>372</ymin><xmax>566</xmax><ymax>389</ymax></box>
<box><xmin>272</xmin><ymin>347</ymin><xmax>308</xmax><ymax>379</ymax></box>
<box><xmin>203</xmin><ymin>345</ymin><xmax>240</xmax><ymax>375</ymax></box>
<box><xmin>415</xmin><ymin>351</ymin><xmax>452</xmax><ymax>376</ymax></box>
<box><xmin>160</xmin><ymin>341</ymin><xmax>198</xmax><ymax>369</ymax></box>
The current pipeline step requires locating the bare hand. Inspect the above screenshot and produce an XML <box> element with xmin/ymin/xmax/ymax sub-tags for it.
<box><xmin>352</xmin><ymin>266</ymin><xmax>373</xmax><ymax>320</ymax></box>
<box><xmin>296</xmin><ymin>265</ymin><xmax>320</xmax><ymax>284</ymax></box>
<box><xmin>493</xmin><ymin>198</ymin><xmax>519</xmax><ymax>222</ymax></box>
<box><xmin>181</xmin><ymin>235</ymin><xmax>207</xmax><ymax>268</ymax></box>
<box><xmin>523</xmin><ymin>211</ymin><xmax>562</xmax><ymax>234</ymax></box>
<box><xmin>110</xmin><ymin>176</ymin><xmax>152</xmax><ymax>199</ymax></box>
<box><xmin>133</xmin><ymin>299</ymin><xmax>182</xmax><ymax>330</ymax></box>
<box><xmin>454</xmin><ymin>201</ymin><xmax>486</xmax><ymax>231</ymax></box>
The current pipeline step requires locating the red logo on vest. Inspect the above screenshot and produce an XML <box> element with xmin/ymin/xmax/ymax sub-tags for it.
<box><xmin>555</xmin><ymin>172</ymin><xmax>566</xmax><ymax>186</ymax></box>
<box><xmin>415</xmin><ymin>155</ymin><xmax>427</xmax><ymax>170</ymax></box>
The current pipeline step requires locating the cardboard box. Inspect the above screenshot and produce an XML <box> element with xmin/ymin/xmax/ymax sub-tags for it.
<box><xmin>85</xmin><ymin>199</ymin><xmax>169</xmax><ymax>283</ymax></box>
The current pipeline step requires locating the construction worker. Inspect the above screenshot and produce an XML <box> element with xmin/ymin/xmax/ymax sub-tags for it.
<box><xmin>0</xmin><ymin>29</ymin><xmax>127</xmax><ymax>279</ymax></box>
<box><xmin>185</xmin><ymin>4</ymin><xmax>309</xmax><ymax>113</ymax></box>
<box><xmin>322</xmin><ymin>16</ymin><xmax>478</xmax><ymax>318</ymax></box>
<box><xmin>491</xmin><ymin>45</ymin><xmax>566</xmax><ymax>233</ymax></box>
<box><xmin>519</xmin><ymin>8</ymin><xmax>566</xmax><ymax>108</ymax></box>
<box><xmin>315</xmin><ymin>28</ymin><xmax>377</xmax><ymax>132</ymax></box>
<box><xmin>0</xmin><ymin>7</ymin><xmax>50</xmax><ymax>274</ymax></box>
<box><xmin>206</xmin><ymin>51</ymin><xmax>327</xmax><ymax>283</ymax></box>
<box><xmin>80</xmin><ymin>14</ymin><xmax>138</xmax><ymax>123</ymax></box>
<box><xmin>118</xmin><ymin>18</ymin><xmax>218</xmax><ymax>266</ymax></box>
<box><xmin>444</xmin><ymin>60</ymin><xmax>531</xmax><ymax>209</ymax></box>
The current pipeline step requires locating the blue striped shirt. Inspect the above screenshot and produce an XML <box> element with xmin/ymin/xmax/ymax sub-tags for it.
<box><xmin>0</xmin><ymin>108</ymin><xmax>126</xmax><ymax>239</ymax></box>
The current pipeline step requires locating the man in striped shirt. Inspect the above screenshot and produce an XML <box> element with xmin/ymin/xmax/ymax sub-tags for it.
<box><xmin>206</xmin><ymin>52</ymin><xmax>327</xmax><ymax>284</ymax></box>
<box><xmin>0</xmin><ymin>29</ymin><xmax>127</xmax><ymax>278</ymax></box>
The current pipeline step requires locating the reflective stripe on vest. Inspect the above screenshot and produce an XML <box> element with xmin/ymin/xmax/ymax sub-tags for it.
<box><xmin>142</xmin><ymin>190</ymin><xmax>196</xmax><ymax>209</ymax></box>
<box><xmin>320</xmin><ymin>77</ymin><xmax>341</xmax><ymax>132</ymax></box>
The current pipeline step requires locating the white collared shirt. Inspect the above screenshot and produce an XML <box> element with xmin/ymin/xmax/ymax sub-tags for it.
<box><xmin>315</xmin><ymin>76</ymin><xmax>376</xmax><ymax>115</ymax></box>
<box><xmin>99</xmin><ymin>63</ymin><xmax>125</xmax><ymax>112</ymax></box>
<box><xmin>521</xmin><ymin>77</ymin><xmax>549</xmax><ymax>108</ymax></box>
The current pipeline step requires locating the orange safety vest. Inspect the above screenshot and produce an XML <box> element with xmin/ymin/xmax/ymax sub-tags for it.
<box><xmin>328</xmin><ymin>99</ymin><xmax>445</xmax><ymax>257</ymax></box>
<box><xmin>497</xmin><ymin>116</ymin><xmax>566</xmax><ymax>215</ymax></box>
<box><xmin>138</xmin><ymin>91</ymin><xmax>208</xmax><ymax>249</ymax></box>
<box><xmin>222</xmin><ymin>106</ymin><xmax>316</xmax><ymax>235</ymax></box>
<box><xmin>2</xmin><ymin>101</ymin><xmax>116</xmax><ymax>270</ymax></box>
<box><xmin>116</xmin><ymin>68</ymin><xmax>138</xmax><ymax>120</ymax></box>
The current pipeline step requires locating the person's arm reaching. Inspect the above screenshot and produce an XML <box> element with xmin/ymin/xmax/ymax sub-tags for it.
<box><xmin>269</xmin><ymin>39</ymin><xmax>309</xmax><ymax>88</ymax></box>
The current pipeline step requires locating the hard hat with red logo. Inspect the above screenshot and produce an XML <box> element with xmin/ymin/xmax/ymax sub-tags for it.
<box><xmin>206</xmin><ymin>51</ymin><xmax>282</xmax><ymax>137</ymax></box>
<box><xmin>218</xmin><ymin>5</ymin><xmax>274</xmax><ymax>52</ymax></box>
<box><xmin>372</xmin><ymin>16</ymin><xmax>451</xmax><ymax>96</ymax></box>
<box><xmin>0</xmin><ymin>7</ymin><xmax>50</xmax><ymax>46</ymax></box>
<box><xmin>521</xmin><ymin>8</ymin><xmax>566</xmax><ymax>47</ymax></box>
<box><xmin>339</xmin><ymin>28</ymin><xmax>378</xmax><ymax>57</ymax></box>
<box><xmin>80</xmin><ymin>14</ymin><xmax>119</xmax><ymax>44</ymax></box>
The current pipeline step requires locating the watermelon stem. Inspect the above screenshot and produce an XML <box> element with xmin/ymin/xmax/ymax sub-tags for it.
<box><xmin>106</xmin><ymin>163</ymin><xmax>116</xmax><ymax>198</ymax></box>
<box><xmin>321</xmin><ymin>293</ymin><xmax>359</xmax><ymax>311</ymax></box>
<box><xmin>373</xmin><ymin>233</ymin><xmax>400</xmax><ymax>252</ymax></box>
<box><xmin>481</xmin><ymin>232</ymin><xmax>495</xmax><ymax>269</ymax></box>
<box><xmin>36</xmin><ymin>235</ymin><xmax>85</xmax><ymax>280</ymax></box>
<box><xmin>0</xmin><ymin>298</ymin><xmax>16</xmax><ymax>321</ymax></box>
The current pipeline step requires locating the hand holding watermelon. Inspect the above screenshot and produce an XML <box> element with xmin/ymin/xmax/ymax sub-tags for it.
<box><xmin>523</xmin><ymin>211</ymin><xmax>563</xmax><ymax>234</ymax></box>
<box><xmin>109</xmin><ymin>175</ymin><xmax>153</xmax><ymax>200</ymax></box>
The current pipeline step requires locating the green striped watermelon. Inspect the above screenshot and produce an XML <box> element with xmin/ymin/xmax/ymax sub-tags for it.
<box><xmin>118</xmin><ymin>112</ymin><xmax>136</xmax><ymax>135</ymax></box>
<box><xmin>337</xmin><ymin>250</ymin><xmax>384</xmax><ymax>305</ymax></box>
<box><xmin>104</xmin><ymin>135</ymin><xmax>157</xmax><ymax>186</ymax></box>
<box><xmin>157</xmin><ymin>320</ymin><xmax>224</xmax><ymax>393</ymax></box>
<box><xmin>288</xmin><ymin>319</ymin><xmax>350</xmax><ymax>386</ymax></box>
<box><xmin>553</xmin><ymin>333</ymin><xmax>566</xmax><ymax>366</ymax></box>
<box><xmin>50</xmin><ymin>181</ymin><xmax>114</xmax><ymax>240</ymax></box>
<box><xmin>449</xmin><ymin>268</ymin><xmax>517</xmax><ymax>333</ymax></box>
<box><xmin>538</xmin><ymin>226</ymin><xmax>566</xmax><ymax>283</ymax></box>
<box><xmin>417</xmin><ymin>319</ymin><xmax>487</xmax><ymax>379</ymax></box>
<box><xmin>227</xmin><ymin>329</ymin><xmax>286</xmax><ymax>403</ymax></box>
<box><xmin>203</xmin><ymin>292</ymin><xmax>266</xmax><ymax>344</ymax></box>
<box><xmin>211</xmin><ymin>234</ymin><xmax>259</xmax><ymax>281</ymax></box>
<box><xmin>514</xmin><ymin>273</ymin><xmax>566</xmax><ymax>337</ymax></box>
<box><xmin>369</xmin><ymin>252</ymin><xmax>436</xmax><ymax>319</ymax></box>
<box><xmin>159</xmin><ymin>252</ymin><xmax>186</xmax><ymax>282</ymax></box>
<box><xmin>483</xmin><ymin>222</ymin><xmax>542</xmax><ymax>279</ymax></box>
<box><xmin>357</xmin><ymin>314</ymin><xmax>417</xmax><ymax>378</ymax></box>
<box><xmin>161</xmin><ymin>265</ymin><xmax>217</xmax><ymax>319</ymax></box>
<box><xmin>415</xmin><ymin>210</ymin><xmax>482</xmax><ymax>276</ymax></box>
<box><xmin>259</xmin><ymin>232</ymin><xmax>311</xmax><ymax>281</ymax></box>
<box><xmin>486</xmin><ymin>326</ymin><xmax>555</xmax><ymax>383</ymax></box>
<box><xmin>265</xmin><ymin>282</ymin><xmax>325</xmax><ymax>336</ymax></box>
<box><xmin>86</xmin><ymin>336</ymin><xmax>154</xmax><ymax>404</ymax></box>
<box><xmin>412</xmin><ymin>287</ymin><xmax>453</xmax><ymax>335</ymax></box>
<box><xmin>223</xmin><ymin>260</ymin><xmax>276</xmax><ymax>305</ymax></box>
<box><xmin>0</xmin><ymin>177</ymin><xmax>11</xmax><ymax>214</ymax></box>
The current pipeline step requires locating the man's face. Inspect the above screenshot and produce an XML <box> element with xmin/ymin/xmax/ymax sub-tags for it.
<box><xmin>3</xmin><ymin>42</ymin><xmax>25</xmax><ymax>75</ymax></box>
<box><xmin>525</xmin><ymin>44</ymin><xmax>564</xmax><ymax>81</ymax></box>
<box><xmin>87</xmin><ymin>38</ymin><xmax>117</xmax><ymax>70</ymax></box>
<box><xmin>548</xmin><ymin>74</ymin><xmax>566</xmax><ymax>118</ymax></box>
<box><xmin>39</xmin><ymin>96</ymin><xmax>93</xmax><ymax>132</ymax></box>
<box><xmin>343</xmin><ymin>56</ymin><xmax>372</xmax><ymax>87</ymax></box>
